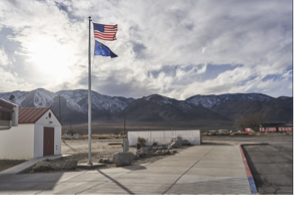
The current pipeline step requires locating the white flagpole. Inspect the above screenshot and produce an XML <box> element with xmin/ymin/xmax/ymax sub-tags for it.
<box><xmin>87</xmin><ymin>16</ymin><xmax>93</xmax><ymax>166</ymax></box>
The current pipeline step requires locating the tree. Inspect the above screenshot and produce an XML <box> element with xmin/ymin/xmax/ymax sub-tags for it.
<box><xmin>235</xmin><ymin>113</ymin><xmax>266</xmax><ymax>131</ymax></box>
<box><xmin>9</xmin><ymin>95</ymin><xmax>15</xmax><ymax>101</ymax></box>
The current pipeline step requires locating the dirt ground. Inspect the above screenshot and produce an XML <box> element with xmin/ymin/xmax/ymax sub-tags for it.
<box><xmin>0</xmin><ymin>159</ymin><xmax>27</xmax><ymax>172</ymax></box>
<box><xmin>24</xmin><ymin>139</ymin><xmax>190</xmax><ymax>173</ymax></box>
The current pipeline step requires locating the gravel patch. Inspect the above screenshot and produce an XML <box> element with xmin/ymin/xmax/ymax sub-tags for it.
<box><xmin>24</xmin><ymin>139</ymin><xmax>190</xmax><ymax>173</ymax></box>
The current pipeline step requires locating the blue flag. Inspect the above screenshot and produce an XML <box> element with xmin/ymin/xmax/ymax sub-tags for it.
<box><xmin>94</xmin><ymin>40</ymin><xmax>118</xmax><ymax>58</ymax></box>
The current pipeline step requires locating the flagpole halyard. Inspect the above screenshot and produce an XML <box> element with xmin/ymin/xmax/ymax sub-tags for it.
<box><xmin>87</xmin><ymin>16</ymin><xmax>93</xmax><ymax>166</ymax></box>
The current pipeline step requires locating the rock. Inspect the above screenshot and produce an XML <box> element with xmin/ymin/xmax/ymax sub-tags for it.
<box><xmin>182</xmin><ymin>139</ymin><xmax>191</xmax><ymax>146</ymax></box>
<box><xmin>156</xmin><ymin>150</ymin><xmax>162</xmax><ymax>154</ymax></box>
<box><xmin>152</xmin><ymin>147</ymin><xmax>158</xmax><ymax>151</ymax></box>
<box><xmin>147</xmin><ymin>147</ymin><xmax>153</xmax><ymax>151</ymax></box>
<box><xmin>99</xmin><ymin>158</ymin><xmax>113</xmax><ymax>164</ymax></box>
<box><xmin>113</xmin><ymin>152</ymin><xmax>134</xmax><ymax>167</ymax></box>
<box><xmin>158</xmin><ymin>145</ymin><xmax>167</xmax><ymax>150</ymax></box>
<box><xmin>172</xmin><ymin>150</ymin><xmax>177</xmax><ymax>154</ymax></box>
<box><xmin>62</xmin><ymin>160</ymin><xmax>78</xmax><ymax>170</ymax></box>
<box><xmin>153</xmin><ymin>150</ymin><xmax>162</xmax><ymax>156</ymax></box>
<box><xmin>169</xmin><ymin>140</ymin><xmax>183</xmax><ymax>148</ymax></box>
<box><xmin>136</xmin><ymin>148</ymin><xmax>148</xmax><ymax>156</ymax></box>
<box><xmin>162</xmin><ymin>150</ymin><xmax>171</xmax><ymax>155</ymax></box>
<box><xmin>148</xmin><ymin>151</ymin><xmax>154</xmax><ymax>157</ymax></box>
<box><xmin>134</xmin><ymin>155</ymin><xmax>140</xmax><ymax>160</ymax></box>
<box><xmin>32</xmin><ymin>161</ymin><xmax>52</xmax><ymax>172</ymax></box>
<box><xmin>50</xmin><ymin>163</ymin><xmax>61</xmax><ymax>170</ymax></box>
<box><xmin>103</xmin><ymin>158</ymin><xmax>114</xmax><ymax>164</ymax></box>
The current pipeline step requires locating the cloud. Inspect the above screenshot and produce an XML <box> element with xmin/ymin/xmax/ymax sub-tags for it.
<box><xmin>0</xmin><ymin>0</ymin><xmax>292</xmax><ymax>99</ymax></box>
<box><xmin>0</xmin><ymin>47</ymin><xmax>10</xmax><ymax>67</ymax></box>
<box><xmin>0</xmin><ymin>67</ymin><xmax>35</xmax><ymax>92</ymax></box>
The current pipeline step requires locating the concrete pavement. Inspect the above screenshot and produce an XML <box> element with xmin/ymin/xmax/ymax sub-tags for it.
<box><xmin>0</xmin><ymin>143</ymin><xmax>252</xmax><ymax>195</ymax></box>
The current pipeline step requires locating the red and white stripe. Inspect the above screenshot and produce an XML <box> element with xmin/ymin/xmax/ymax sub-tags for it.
<box><xmin>94</xmin><ymin>24</ymin><xmax>117</xmax><ymax>41</ymax></box>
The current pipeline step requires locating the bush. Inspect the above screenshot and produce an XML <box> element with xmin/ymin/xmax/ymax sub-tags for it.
<box><xmin>152</xmin><ymin>140</ymin><xmax>158</xmax><ymax>146</ymax></box>
<box><xmin>183</xmin><ymin>139</ymin><xmax>189</xmax><ymax>145</ymax></box>
<box><xmin>137</xmin><ymin>137</ymin><xmax>147</xmax><ymax>146</ymax></box>
<box><xmin>177</xmin><ymin>136</ymin><xmax>183</xmax><ymax>141</ymax></box>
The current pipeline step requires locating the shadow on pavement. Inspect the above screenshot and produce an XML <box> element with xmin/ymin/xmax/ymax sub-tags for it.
<box><xmin>97</xmin><ymin>170</ymin><xmax>135</xmax><ymax>194</ymax></box>
<box><xmin>0</xmin><ymin>173</ymin><xmax>64</xmax><ymax>192</ymax></box>
<box><xmin>94</xmin><ymin>165</ymin><xmax>147</xmax><ymax>194</ymax></box>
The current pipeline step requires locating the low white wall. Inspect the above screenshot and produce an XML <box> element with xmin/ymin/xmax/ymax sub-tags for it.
<box><xmin>128</xmin><ymin>130</ymin><xmax>201</xmax><ymax>146</ymax></box>
<box><xmin>34</xmin><ymin>109</ymin><xmax>62</xmax><ymax>158</ymax></box>
<box><xmin>0</xmin><ymin>124</ymin><xmax>34</xmax><ymax>160</ymax></box>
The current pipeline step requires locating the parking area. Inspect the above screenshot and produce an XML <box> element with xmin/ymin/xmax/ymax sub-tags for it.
<box><xmin>203</xmin><ymin>135</ymin><xmax>293</xmax><ymax>194</ymax></box>
<box><xmin>242</xmin><ymin>144</ymin><xmax>292</xmax><ymax>194</ymax></box>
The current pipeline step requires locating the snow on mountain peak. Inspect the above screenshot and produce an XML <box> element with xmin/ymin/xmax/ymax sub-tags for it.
<box><xmin>185</xmin><ymin>93</ymin><xmax>273</xmax><ymax>109</ymax></box>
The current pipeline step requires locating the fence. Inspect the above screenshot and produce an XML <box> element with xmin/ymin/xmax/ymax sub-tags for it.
<box><xmin>127</xmin><ymin>130</ymin><xmax>201</xmax><ymax>146</ymax></box>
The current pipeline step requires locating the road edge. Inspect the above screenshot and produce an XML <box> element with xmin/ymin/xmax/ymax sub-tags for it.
<box><xmin>239</xmin><ymin>145</ymin><xmax>258</xmax><ymax>195</ymax></box>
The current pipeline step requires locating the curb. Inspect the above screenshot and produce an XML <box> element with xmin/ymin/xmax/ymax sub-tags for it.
<box><xmin>239</xmin><ymin>145</ymin><xmax>258</xmax><ymax>195</ymax></box>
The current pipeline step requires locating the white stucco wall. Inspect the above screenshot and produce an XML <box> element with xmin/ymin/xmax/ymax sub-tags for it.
<box><xmin>0</xmin><ymin>124</ymin><xmax>34</xmax><ymax>160</ymax></box>
<box><xmin>34</xmin><ymin>109</ymin><xmax>62</xmax><ymax>158</ymax></box>
<box><xmin>128</xmin><ymin>130</ymin><xmax>201</xmax><ymax>146</ymax></box>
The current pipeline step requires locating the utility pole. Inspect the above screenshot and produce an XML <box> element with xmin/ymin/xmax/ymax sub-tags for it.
<box><xmin>124</xmin><ymin>115</ymin><xmax>126</xmax><ymax>137</ymax></box>
<box><xmin>59</xmin><ymin>95</ymin><xmax>61</xmax><ymax>122</ymax></box>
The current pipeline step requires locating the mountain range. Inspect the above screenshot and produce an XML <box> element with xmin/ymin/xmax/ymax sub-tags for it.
<box><xmin>0</xmin><ymin>88</ymin><xmax>292</xmax><ymax>128</ymax></box>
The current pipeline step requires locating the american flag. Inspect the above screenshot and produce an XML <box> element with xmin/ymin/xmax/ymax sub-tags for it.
<box><xmin>93</xmin><ymin>23</ymin><xmax>117</xmax><ymax>41</ymax></box>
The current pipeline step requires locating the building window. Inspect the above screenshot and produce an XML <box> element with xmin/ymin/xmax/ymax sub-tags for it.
<box><xmin>49</xmin><ymin>112</ymin><xmax>51</xmax><ymax>118</ymax></box>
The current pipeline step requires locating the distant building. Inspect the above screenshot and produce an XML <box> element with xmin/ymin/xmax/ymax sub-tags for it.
<box><xmin>259</xmin><ymin>122</ymin><xmax>293</xmax><ymax>132</ymax></box>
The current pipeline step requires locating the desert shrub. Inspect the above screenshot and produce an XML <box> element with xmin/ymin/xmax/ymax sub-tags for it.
<box><xmin>137</xmin><ymin>137</ymin><xmax>147</xmax><ymax>146</ymax></box>
<box><xmin>177</xmin><ymin>136</ymin><xmax>183</xmax><ymax>141</ymax></box>
<box><xmin>183</xmin><ymin>139</ymin><xmax>189</xmax><ymax>145</ymax></box>
<box><xmin>152</xmin><ymin>140</ymin><xmax>158</xmax><ymax>146</ymax></box>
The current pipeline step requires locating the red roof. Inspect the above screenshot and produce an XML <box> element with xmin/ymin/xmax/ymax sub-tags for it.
<box><xmin>18</xmin><ymin>107</ymin><xmax>57</xmax><ymax>124</ymax></box>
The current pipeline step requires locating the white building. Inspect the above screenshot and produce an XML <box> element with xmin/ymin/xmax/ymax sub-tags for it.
<box><xmin>0</xmin><ymin>99</ymin><xmax>18</xmax><ymax>130</ymax></box>
<box><xmin>0</xmin><ymin>106</ymin><xmax>62</xmax><ymax>160</ymax></box>
<box><xmin>128</xmin><ymin>130</ymin><xmax>201</xmax><ymax>146</ymax></box>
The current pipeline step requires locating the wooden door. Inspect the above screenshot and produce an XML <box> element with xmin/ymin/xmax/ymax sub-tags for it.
<box><xmin>43</xmin><ymin>127</ymin><xmax>54</xmax><ymax>156</ymax></box>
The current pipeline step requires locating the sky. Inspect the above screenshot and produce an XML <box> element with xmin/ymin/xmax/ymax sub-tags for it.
<box><xmin>0</xmin><ymin>0</ymin><xmax>293</xmax><ymax>100</ymax></box>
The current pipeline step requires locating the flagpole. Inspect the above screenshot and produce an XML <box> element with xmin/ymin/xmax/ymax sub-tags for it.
<box><xmin>87</xmin><ymin>16</ymin><xmax>93</xmax><ymax>166</ymax></box>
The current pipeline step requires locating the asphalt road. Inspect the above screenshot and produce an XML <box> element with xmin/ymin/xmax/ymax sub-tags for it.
<box><xmin>202</xmin><ymin>135</ymin><xmax>293</xmax><ymax>194</ymax></box>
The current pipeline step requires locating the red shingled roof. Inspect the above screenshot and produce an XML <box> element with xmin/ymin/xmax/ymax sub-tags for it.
<box><xmin>19</xmin><ymin>107</ymin><xmax>51</xmax><ymax>124</ymax></box>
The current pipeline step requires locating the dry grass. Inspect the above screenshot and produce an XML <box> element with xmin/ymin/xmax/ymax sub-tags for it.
<box><xmin>62</xmin><ymin>134</ymin><xmax>127</xmax><ymax>140</ymax></box>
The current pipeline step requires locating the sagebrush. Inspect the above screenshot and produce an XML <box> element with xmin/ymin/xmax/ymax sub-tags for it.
<box><xmin>137</xmin><ymin>137</ymin><xmax>147</xmax><ymax>146</ymax></box>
